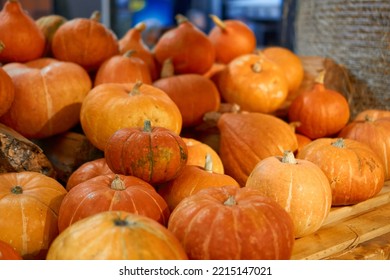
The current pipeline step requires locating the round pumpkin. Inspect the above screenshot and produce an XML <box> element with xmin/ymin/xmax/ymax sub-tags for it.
<box><xmin>338</xmin><ymin>116</ymin><xmax>390</xmax><ymax>180</ymax></box>
<box><xmin>153</xmin><ymin>14</ymin><xmax>215</xmax><ymax>75</ymax></box>
<box><xmin>168</xmin><ymin>185</ymin><xmax>295</xmax><ymax>260</ymax></box>
<box><xmin>0</xmin><ymin>171</ymin><xmax>67</xmax><ymax>259</ymax></box>
<box><xmin>354</xmin><ymin>109</ymin><xmax>390</xmax><ymax>121</ymax></box>
<box><xmin>0</xmin><ymin>240</ymin><xmax>23</xmax><ymax>260</ymax></box>
<box><xmin>80</xmin><ymin>81</ymin><xmax>182</xmax><ymax>151</ymax></box>
<box><xmin>1</xmin><ymin>58</ymin><xmax>92</xmax><ymax>139</ymax></box>
<box><xmin>105</xmin><ymin>120</ymin><xmax>188</xmax><ymax>185</ymax></box>
<box><xmin>51</xmin><ymin>11</ymin><xmax>119</xmax><ymax>71</ymax></box>
<box><xmin>297</xmin><ymin>138</ymin><xmax>385</xmax><ymax>206</ymax></box>
<box><xmin>58</xmin><ymin>174</ymin><xmax>170</xmax><ymax>232</ymax></box>
<box><xmin>217</xmin><ymin>111</ymin><xmax>298</xmax><ymax>186</ymax></box>
<box><xmin>0</xmin><ymin>65</ymin><xmax>14</xmax><ymax>117</ymax></box>
<box><xmin>246</xmin><ymin>151</ymin><xmax>332</xmax><ymax>238</ymax></box>
<box><xmin>0</xmin><ymin>0</ymin><xmax>45</xmax><ymax>63</ymax></box>
<box><xmin>66</xmin><ymin>158</ymin><xmax>113</xmax><ymax>191</ymax></box>
<box><xmin>288</xmin><ymin>71</ymin><xmax>350</xmax><ymax>139</ymax></box>
<box><xmin>94</xmin><ymin>50</ymin><xmax>152</xmax><ymax>86</ymax></box>
<box><xmin>208</xmin><ymin>14</ymin><xmax>257</xmax><ymax>64</ymax></box>
<box><xmin>47</xmin><ymin>211</ymin><xmax>188</xmax><ymax>260</ymax></box>
<box><xmin>183</xmin><ymin>137</ymin><xmax>224</xmax><ymax>174</ymax></box>
<box><xmin>158</xmin><ymin>154</ymin><xmax>239</xmax><ymax>211</ymax></box>
<box><xmin>217</xmin><ymin>53</ymin><xmax>289</xmax><ymax>113</ymax></box>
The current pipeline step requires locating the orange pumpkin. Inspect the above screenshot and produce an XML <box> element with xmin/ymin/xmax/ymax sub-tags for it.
<box><xmin>66</xmin><ymin>158</ymin><xmax>113</xmax><ymax>191</ymax></box>
<box><xmin>0</xmin><ymin>240</ymin><xmax>23</xmax><ymax>260</ymax></box>
<box><xmin>51</xmin><ymin>11</ymin><xmax>119</xmax><ymax>71</ymax></box>
<box><xmin>1</xmin><ymin>58</ymin><xmax>92</xmax><ymax>139</ymax></box>
<box><xmin>0</xmin><ymin>171</ymin><xmax>67</xmax><ymax>259</ymax></box>
<box><xmin>288</xmin><ymin>71</ymin><xmax>350</xmax><ymax>139</ymax></box>
<box><xmin>158</xmin><ymin>154</ymin><xmax>239</xmax><ymax>211</ymax></box>
<box><xmin>217</xmin><ymin>53</ymin><xmax>289</xmax><ymax>113</ymax></box>
<box><xmin>47</xmin><ymin>211</ymin><xmax>188</xmax><ymax>260</ymax></box>
<box><xmin>217</xmin><ymin>112</ymin><xmax>298</xmax><ymax>186</ymax></box>
<box><xmin>36</xmin><ymin>14</ymin><xmax>67</xmax><ymax>57</ymax></box>
<box><xmin>354</xmin><ymin>109</ymin><xmax>390</xmax><ymax>121</ymax></box>
<box><xmin>153</xmin><ymin>59</ymin><xmax>221</xmax><ymax>127</ymax></box>
<box><xmin>153</xmin><ymin>14</ymin><xmax>215</xmax><ymax>75</ymax></box>
<box><xmin>246</xmin><ymin>151</ymin><xmax>332</xmax><ymax>238</ymax></box>
<box><xmin>183</xmin><ymin>137</ymin><xmax>224</xmax><ymax>174</ymax></box>
<box><xmin>94</xmin><ymin>50</ymin><xmax>152</xmax><ymax>86</ymax></box>
<box><xmin>297</xmin><ymin>138</ymin><xmax>385</xmax><ymax>206</ymax></box>
<box><xmin>119</xmin><ymin>22</ymin><xmax>159</xmax><ymax>81</ymax></box>
<box><xmin>338</xmin><ymin>116</ymin><xmax>390</xmax><ymax>180</ymax></box>
<box><xmin>0</xmin><ymin>65</ymin><xmax>14</xmax><ymax>117</ymax></box>
<box><xmin>0</xmin><ymin>0</ymin><xmax>45</xmax><ymax>63</ymax></box>
<box><xmin>58</xmin><ymin>174</ymin><xmax>170</xmax><ymax>232</ymax></box>
<box><xmin>208</xmin><ymin>14</ymin><xmax>257</xmax><ymax>64</ymax></box>
<box><xmin>105</xmin><ymin>120</ymin><xmax>188</xmax><ymax>185</ymax></box>
<box><xmin>80</xmin><ymin>81</ymin><xmax>182</xmax><ymax>151</ymax></box>
<box><xmin>168</xmin><ymin>185</ymin><xmax>295</xmax><ymax>260</ymax></box>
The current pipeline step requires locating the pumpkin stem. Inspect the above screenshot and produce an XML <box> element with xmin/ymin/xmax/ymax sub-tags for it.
<box><xmin>364</xmin><ymin>114</ymin><xmax>374</xmax><ymax>122</ymax></box>
<box><xmin>129</xmin><ymin>80</ymin><xmax>143</xmax><ymax>96</ymax></box>
<box><xmin>11</xmin><ymin>186</ymin><xmax>23</xmax><ymax>194</ymax></box>
<box><xmin>204</xmin><ymin>153</ymin><xmax>213</xmax><ymax>173</ymax></box>
<box><xmin>281</xmin><ymin>150</ymin><xmax>297</xmax><ymax>164</ymax></box>
<box><xmin>209</xmin><ymin>14</ymin><xmax>226</xmax><ymax>30</ymax></box>
<box><xmin>331</xmin><ymin>138</ymin><xmax>345</xmax><ymax>148</ymax></box>
<box><xmin>175</xmin><ymin>14</ymin><xmax>188</xmax><ymax>25</ymax></box>
<box><xmin>111</xmin><ymin>175</ymin><xmax>126</xmax><ymax>191</ymax></box>
<box><xmin>143</xmin><ymin>120</ymin><xmax>152</xmax><ymax>133</ymax></box>
<box><xmin>113</xmin><ymin>219</ymin><xmax>129</xmax><ymax>227</ymax></box>
<box><xmin>224</xmin><ymin>195</ymin><xmax>236</xmax><ymax>206</ymax></box>
<box><xmin>0</xmin><ymin>41</ymin><xmax>4</xmax><ymax>53</ymax></box>
<box><xmin>134</xmin><ymin>21</ymin><xmax>146</xmax><ymax>32</ymax></box>
<box><xmin>160</xmin><ymin>58</ymin><xmax>175</xmax><ymax>78</ymax></box>
<box><xmin>123</xmin><ymin>50</ymin><xmax>137</xmax><ymax>58</ymax></box>
<box><xmin>315</xmin><ymin>70</ymin><xmax>326</xmax><ymax>84</ymax></box>
<box><xmin>251</xmin><ymin>61</ymin><xmax>262</xmax><ymax>73</ymax></box>
<box><xmin>90</xmin><ymin>10</ymin><xmax>101</xmax><ymax>22</ymax></box>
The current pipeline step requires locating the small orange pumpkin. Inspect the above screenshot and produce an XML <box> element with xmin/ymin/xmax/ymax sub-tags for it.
<box><xmin>354</xmin><ymin>109</ymin><xmax>390</xmax><ymax>121</ymax></box>
<box><xmin>35</xmin><ymin>14</ymin><xmax>67</xmax><ymax>57</ymax></box>
<box><xmin>0</xmin><ymin>65</ymin><xmax>14</xmax><ymax>117</ymax></box>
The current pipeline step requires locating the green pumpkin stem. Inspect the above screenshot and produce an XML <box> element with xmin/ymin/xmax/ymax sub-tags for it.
<box><xmin>110</xmin><ymin>175</ymin><xmax>126</xmax><ymax>191</ymax></box>
<box><xmin>123</xmin><ymin>50</ymin><xmax>136</xmax><ymax>58</ymax></box>
<box><xmin>251</xmin><ymin>61</ymin><xmax>262</xmax><ymax>73</ymax></box>
<box><xmin>90</xmin><ymin>10</ymin><xmax>101</xmax><ymax>22</ymax></box>
<box><xmin>224</xmin><ymin>195</ymin><xmax>236</xmax><ymax>206</ymax></box>
<box><xmin>332</xmin><ymin>138</ymin><xmax>345</xmax><ymax>148</ymax></box>
<box><xmin>129</xmin><ymin>80</ymin><xmax>143</xmax><ymax>96</ymax></box>
<box><xmin>143</xmin><ymin>120</ymin><xmax>152</xmax><ymax>133</ymax></box>
<box><xmin>175</xmin><ymin>14</ymin><xmax>188</xmax><ymax>25</ymax></box>
<box><xmin>204</xmin><ymin>153</ymin><xmax>213</xmax><ymax>173</ymax></box>
<box><xmin>281</xmin><ymin>150</ymin><xmax>297</xmax><ymax>164</ymax></box>
<box><xmin>160</xmin><ymin>58</ymin><xmax>175</xmax><ymax>78</ymax></box>
<box><xmin>0</xmin><ymin>41</ymin><xmax>4</xmax><ymax>53</ymax></box>
<box><xmin>11</xmin><ymin>186</ymin><xmax>23</xmax><ymax>194</ymax></box>
<box><xmin>134</xmin><ymin>21</ymin><xmax>146</xmax><ymax>32</ymax></box>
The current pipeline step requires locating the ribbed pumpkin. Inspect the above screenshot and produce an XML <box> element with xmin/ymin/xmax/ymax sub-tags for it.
<box><xmin>288</xmin><ymin>71</ymin><xmax>350</xmax><ymax>139</ymax></box>
<box><xmin>66</xmin><ymin>158</ymin><xmax>113</xmax><ymax>191</ymax></box>
<box><xmin>0</xmin><ymin>65</ymin><xmax>14</xmax><ymax>117</ymax></box>
<box><xmin>104</xmin><ymin>120</ymin><xmax>188</xmax><ymax>185</ymax></box>
<box><xmin>338</xmin><ymin>116</ymin><xmax>390</xmax><ymax>180</ymax></box>
<box><xmin>158</xmin><ymin>154</ymin><xmax>239</xmax><ymax>211</ymax></box>
<box><xmin>153</xmin><ymin>59</ymin><xmax>221</xmax><ymax>127</ymax></box>
<box><xmin>58</xmin><ymin>174</ymin><xmax>170</xmax><ymax>232</ymax></box>
<box><xmin>208</xmin><ymin>14</ymin><xmax>256</xmax><ymax>64</ymax></box>
<box><xmin>153</xmin><ymin>14</ymin><xmax>215</xmax><ymax>75</ymax></box>
<box><xmin>0</xmin><ymin>0</ymin><xmax>45</xmax><ymax>63</ymax></box>
<box><xmin>297</xmin><ymin>138</ymin><xmax>385</xmax><ymax>206</ymax></box>
<box><xmin>1</xmin><ymin>58</ymin><xmax>92</xmax><ymax>139</ymax></box>
<box><xmin>0</xmin><ymin>240</ymin><xmax>23</xmax><ymax>260</ymax></box>
<box><xmin>0</xmin><ymin>171</ymin><xmax>67</xmax><ymax>259</ymax></box>
<box><xmin>168</xmin><ymin>185</ymin><xmax>295</xmax><ymax>260</ymax></box>
<box><xmin>80</xmin><ymin>81</ymin><xmax>182</xmax><ymax>151</ymax></box>
<box><xmin>217</xmin><ymin>112</ymin><xmax>298</xmax><ymax>186</ymax></box>
<box><xmin>51</xmin><ymin>11</ymin><xmax>119</xmax><ymax>71</ymax></box>
<box><xmin>246</xmin><ymin>151</ymin><xmax>332</xmax><ymax>238</ymax></box>
<box><xmin>119</xmin><ymin>22</ymin><xmax>159</xmax><ymax>81</ymax></box>
<box><xmin>217</xmin><ymin>53</ymin><xmax>289</xmax><ymax>113</ymax></box>
<box><xmin>47</xmin><ymin>211</ymin><xmax>188</xmax><ymax>260</ymax></box>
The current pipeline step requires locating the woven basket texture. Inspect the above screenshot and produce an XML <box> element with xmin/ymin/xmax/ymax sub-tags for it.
<box><xmin>294</xmin><ymin>0</ymin><xmax>390</xmax><ymax>116</ymax></box>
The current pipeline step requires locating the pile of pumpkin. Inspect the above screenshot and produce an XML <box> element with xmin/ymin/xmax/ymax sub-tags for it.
<box><xmin>1</xmin><ymin>0</ymin><xmax>390</xmax><ymax>260</ymax></box>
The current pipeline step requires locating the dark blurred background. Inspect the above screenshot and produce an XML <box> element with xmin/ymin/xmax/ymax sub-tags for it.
<box><xmin>1</xmin><ymin>0</ymin><xmax>296</xmax><ymax>50</ymax></box>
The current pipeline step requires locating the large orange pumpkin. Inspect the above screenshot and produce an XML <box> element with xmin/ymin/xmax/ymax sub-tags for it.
<box><xmin>168</xmin><ymin>185</ymin><xmax>295</xmax><ymax>260</ymax></box>
<box><xmin>47</xmin><ymin>211</ymin><xmax>188</xmax><ymax>260</ymax></box>
<box><xmin>153</xmin><ymin>14</ymin><xmax>215</xmax><ymax>75</ymax></box>
<box><xmin>80</xmin><ymin>81</ymin><xmax>182</xmax><ymax>151</ymax></box>
<box><xmin>246</xmin><ymin>151</ymin><xmax>332</xmax><ymax>238</ymax></box>
<box><xmin>217</xmin><ymin>112</ymin><xmax>298</xmax><ymax>186</ymax></box>
<box><xmin>0</xmin><ymin>0</ymin><xmax>45</xmax><ymax>63</ymax></box>
<box><xmin>58</xmin><ymin>174</ymin><xmax>170</xmax><ymax>232</ymax></box>
<box><xmin>1</xmin><ymin>58</ymin><xmax>92</xmax><ymax>139</ymax></box>
<box><xmin>297</xmin><ymin>138</ymin><xmax>385</xmax><ymax>206</ymax></box>
<box><xmin>0</xmin><ymin>171</ymin><xmax>67</xmax><ymax>259</ymax></box>
<box><xmin>217</xmin><ymin>53</ymin><xmax>289</xmax><ymax>113</ymax></box>
<box><xmin>51</xmin><ymin>11</ymin><xmax>119</xmax><ymax>71</ymax></box>
<box><xmin>104</xmin><ymin>120</ymin><xmax>188</xmax><ymax>185</ymax></box>
<box><xmin>0</xmin><ymin>65</ymin><xmax>14</xmax><ymax>117</ymax></box>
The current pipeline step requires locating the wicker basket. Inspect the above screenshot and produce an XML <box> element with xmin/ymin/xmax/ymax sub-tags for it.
<box><xmin>294</xmin><ymin>0</ymin><xmax>390</xmax><ymax>117</ymax></box>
